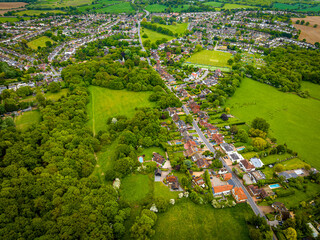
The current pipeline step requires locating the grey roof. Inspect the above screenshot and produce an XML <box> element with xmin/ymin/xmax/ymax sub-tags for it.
<box><xmin>230</xmin><ymin>153</ymin><xmax>240</xmax><ymax>160</ymax></box>
<box><xmin>221</xmin><ymin>143</ymin><xmax>234</xmax><ymax>152</ymax></box>
<box><xmin>250</xmin><ymin>157</ymin><xmax>264</xmax><ymax>168</ymax></box>
<box><xmin>279</xmin><ymin>171</ymin><xmax>299</xmax><ymax>180</ymax></box>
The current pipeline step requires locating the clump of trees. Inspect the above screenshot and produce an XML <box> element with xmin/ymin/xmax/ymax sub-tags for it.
<box><xmin>141</xmin><ymin>21</ymin><xmax>175</xmax><ymax>36</ymax></box>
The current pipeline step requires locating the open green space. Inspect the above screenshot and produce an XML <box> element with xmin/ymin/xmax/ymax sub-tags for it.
<box><xmin>0</xmin><ymin>17</ymin><xmax>30</xmax><ymax>22</ymax></box>
<box><xmin>120</xmin><ymin>174</ymin><xmax>152</xmax><ymax>202</ymax></box>
<box><xmin>223</xmin><ymin>3</ymin><xmax>258</xmax><ymax>9</ymax></box>
<box><xmin>301</xmin><ymin>81</ymin><xmax>320</xmax><ymax>100</ymax></box>
<box><xmin>141</xmin><ymin>28</ymin><xmax>175</xmax><ymax>44</ymax></box>
<box><xmin>29</xmin><ymin>0</ymin><xmax>91</xmax><ymax>8</ymax></box>
<box><xmin>300</xmin><ymin>5</ymin><xmax>320</xmax><ymax>12</ymax></box>
<box><xmin>227</xmin><ymin>78</ymin><xmax>320</xmax><ymax>169</ymax></box>
<box><xmin>21</xmin><ymin>89</ymin><xmax>69</xmax><ymax>103</ymax></box>
<box><xmin>27</xmin><ymin>36</ymin><xmax>55</xmax><ymax>50</ymax></box>
<box><xmin>204</xmin><ymin>1</ymin><xmax>222</xmax><ymax>7</ymax></box>
<box><xmin>242</xmin><ymin>152</ymin><xmax>294</xmax><ymax>165</ymax></box>
<box><xmin>96</xmin><ymin>2</ymin><xmax>134</xmax><ymax>13</ymax></box>
<box><xmin>186</xmin><ymin>50</ymin><xmax>232</xmax><ymax>68</ymax></box>
<box><xmin>15</xmin><ymin>110</ymin><xmax>41</xmax><ymax>131</ymax></box>
<box><xmin>183</xmin><ymin>63</ymin><xmax>231</xmax><ymax>72</ymax></box>
<box><xmin>142</xmin><ymin>147</ymin><xmax>166</xmax><ymax>160</ymax></box>
<box><xmin>153</xmin><ymin>182</ymin><xmax>180</xmax><ymax>200</ymax></box>
<box><xmin>145</xmin><ymin>4</ymin><xmax>167</xmax><ymax>12</ymax></box>
<box><xmin>87</xmin><ymin>86</ymin><xmax>155</xmax><ymax>135</ymax></box>
<box><xmin>153</xmin><ymin>200</ymin><xmax>253</xmax><ymax>240</ymax></box>
<box><xmin>16</xmin><ymin>10</ymin><xmax>65</xmax><ymax>16</ymax></box>
<box><xmin>153</xmin><ymin>22</ymin><xmax>188</xmax><ymax>35</ymax></box>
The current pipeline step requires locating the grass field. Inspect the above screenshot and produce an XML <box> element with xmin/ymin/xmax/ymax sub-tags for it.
<box><xmin>262</xmin><ymin>158</ymin><xmax>306</xmax><ymax>179</ymax></box>
<box><xmin>27</xmin><ymin>36</ymin><xmax>55</xmax><ymax>50</ymax></box>
<box><xmin>204</xmin><ymin>1</ymin><xmax>222</xmax><ymax>7</ymax></box>
<box><xmin>183</xmin><ymin>63</ymin><xmax>231</xmax><ymax>72</ymax></box>
<box><xmin>299</xmin><ymin>5</ymin><xmax>320</xmax><ymax>12</ymax></box>
<box><xmin>15</xmin><ymin>110</ymin><xmax>41</xmax><ymax>131</ymax></box>
<box><xmin>223</xmin><ymin>3</ymin><xmax>257</xmax><ymax>9</ymax></box>
<box><xmin>120</xmin><ymin>174</ymin><xmax>152</xmax><ymax>202</ymax></box>
<box><xmin>30</xmin><ymin>0</ymin><xmax>91</xmax><ymax>8</ymax></box>
<box><xmin>227</xmin><ymin>78</ymin><xmax>320</xmax><ymax>169</ymax></box>
<box><xmin>145</xmin><ymin>4</ymin><xmax>167</xmax><ymax>12</ymax></box>
<box><xmin>153</xmin><ymin>182</ymin><xmax>180</xmax><ymax>200</ymax></box>
<box><xmin>21</xmin><ymin>89</ymin><xmax>69</xmax><ymax>102</ymax></box>
<box><xmin>301</xmin><ymin>81</ymin><xmax>320</xmax><ymax>100</ymax></box>
<box><xmin>141</xmin><ymin>28</ymin><xmax>175</xmax><ymax>45</ymax></box>
<box><xmin>186</xmin><ymin>50</ymin><xmax>232</xmax><ymax>68</ymax></box>
<box><xmin>153</xmin><ymin>22</ymin><xmax>188</xmax><ymax>35</ymax></box>
<box><xmin>96</xmin><ymin>2</ymin><xmax>134</xmax><ymax>13</ymax></box>
<box><xmin>87</xmin><ymin>86</ymin><xmax>155</xmax><ymax>135</ymax></box>
<box><xmin>153</xmin><ymin>200</ymin><xmax>253</xmax><ymax>240</ymax></box>
<box><xmin>16</xmin><ymin>10</ymin><xmax>65</xmax><ymax>16</ymax></box>
<box><xmin>0</xmin><ymin>17</ymin><xmax>30</xmax><ymax>22</ymax></box>
<box><xmin>142</xmin><ymin>147</ymin><xmax>165</xmax><ymax>160</ymax></box>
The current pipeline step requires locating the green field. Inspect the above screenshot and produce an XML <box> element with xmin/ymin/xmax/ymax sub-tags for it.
<box><xmin>300</xmin><ymin>5</ymin><xmax>320</xmax><ymax>12</ymax></box>
<box><xmin>141</xmin><ymin>28</ymin><xmax>175</xmax><ymax>45</ymax></box>
<box><xmin>142</xmin><ymin>147</ymin><xmax>166</xmax><ymax>160</ymax></box>
<box><xmin>87</xmin><ymin>86</ymin><xmax>155</xmax><ymax>135</ymax></box>
<box><xmin>96</xmin><ymin>2</ymin><xmax>134</xmax><ymax>13</ymax></box>
<box><xmin>153</xmin><ymin>182</ymin><xmax>180</xmax><ymax>200</ymax></box>
<box><xmin>301</xmin><ymin>81</ymin><xmax>320</xmax><ymax>100</ymax></box>
<box><xmin>186</xmin><ymin>50</ymin><xmax>232</xmax><ymax>68</ymax></box>
<box><xmin>145</xmin><ymin>4</ymin><xmax>167</xmax><ymax>12</ymax></box>
<box><xmin>30</xmin><ymin>0</ymin><xmax>91</xmax><ymax>8</ymax></box>
<box><xmin>153</xmin><ymin>201</ymin><xmax>253</xmax><ymax>240</ymax></box>
<box><xmin>204</xmin><ymin>1</ymin><xmax>222</xmax><ymax>7</ymax></box>
<box><xmin>21</xmin><ymin>89</ymin><xmax>69</xmax><ymax>102</ymax></box>
<box><xmin>78</xmin><ymin>3</ymin><xmax>104</xmax><ymax>12</ymax></box>
<box><xmin>153</xmin><ymin>23</ymin><xmax>188</xmax><ymax>35</ymax></box>
<box><xmin>0</xmin><ymin>17</ymin><xmax>30</xmax><ymax>23</ymax></box>
<box><xmin>15</xmin><ymin>110</ymin><xmax>41</xmax><ymax>131</ymax></box>
<box><xmin>223</xmin><ymin>3</ymin><xmax>258</xmax><ymax>9</ymax></box>
<box><xmin>120</xmin><ymin>174</ymin><xmax>152</xmax><ymax>202</ymax></box>
<box><xmin>183</xmin><ymin>63</ymin><xmax>231</xmax><ymax>72</ymax></box>
<box><xmin>27</xmin><ymin>36</ymin><xmax>55</xmax><ymax>50</ymax></box>
<box><xmin>16</xmin><ymin>10</ymin><xmax>65</xmax><ymax>16</ymax></box>
<box><xmin>227</xmin><ymin>78</ymin><xmax>320</xmax><ymax>169</ymax></box>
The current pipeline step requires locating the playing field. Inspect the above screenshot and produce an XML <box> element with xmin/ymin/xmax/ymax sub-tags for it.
<box><xmin>16</xmin><ymin>10</ymin><xmax>65</xmax><ymax>16</ymax></box>
<box><xmin>153</xmin><ymin>201</ymin><xmax>253</xmax><ymax>240</ymax></box>
<box><xmin>226</xmin><ymin>78</ymin><xmax>320</xmax><ymax>169</ymax></box>
<box><xmin>96</xmin><ymin>2</ymin><xmax>134</xmax><ymax>13</ymax></box>
<box><xmin>223</xmin><ymin>4</ymin><xmax>257</xmax><ymax>9</ymax></box>
<box><xmin>141</xmin><ymin>28</ymin><xmax>175</xmax><ymax>45</ymax></box>
<box><xmin>153</xmin><ymin>23</ymin><xmax>188</xmax><ymax>35</ymax></box>
<box><xmin>87</xmin><ymin>86</ymin><xmax>155</xmax><ymax>135</ymax></box>
<box><xmin>291</xmin><ymin>16</ymin><xmax>320</xmax><ymax>44</ymax></box>
<box><xmin>15</xmin><ymin>110</ymin><xmax>41</xmax><ymax>131</ymax></box>
<box><xmin>27</xmin><ymin>36</ymin><xmax>55</xmax><ymax>50</ymax></box>
<box><xmin>186</xmin><ymin>50</ymin><xmax>232</xmax><ymax>68</ymax></box>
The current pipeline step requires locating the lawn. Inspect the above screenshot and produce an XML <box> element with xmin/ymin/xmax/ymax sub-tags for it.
<box><xmin>204</xmin><ymin>1</ymin><xmax>222</xmax><ymax>7</ymax></box>
<box><xmin>87</xmin><ymin>86</ymin><xmax>155</xmax><ymax>135</ymax></box>
<box><xmin>153</xmin><ymin>182</ymin><xmax>180</xmax><ymax>200</ymax></box>
<box><xmin>183</xmin><ymin>63</ymin><xmax>231</xmax><ymax>72</ymax></box>
<box><xmin>0</xmin><ymin>17</ymin><xmax>30</xmax><ymax>22</ymax></box>
<box><xmin>16</xmin><ymin>10</ymin><xmax>65</xmax><ymax>16</ymax></box>
<box><xmin>27</xmin><ymin>36</ymin><xmax>55</xmax><ymax>50</ymax></box>
<box><xmin>223</xmin><ymin>3</ymin><xmax>258</xmax><ymax>9</ymax></box>
<box><xmin>96</xmin><ymin>2</ymin><xmax>134</xmax><ymax>13</ymax></box>
<box><xmin>301</xmin><ymin>81</ymin><xmax>320</xmax><ymax>100</ymax></box>
<box><xmin>186</xmin><ymin>50</ymin><xmax>232</xmax><ymax>68</ymax></box>
<box><xmin>15</xmin><ymin>110</ymin><xmax>41</xmax><ymax>131</ymax></box>
<box><xmin>226</xmin><ymin>78</ymin><xmax>320</xmax><ymax>169</ymax></box>
<box><xmin>153</xmin><ymin>200</ymin><xmax>253</xmax><ymax>240</ymax></box>
<box><xmin>142</xmin><ymin>147</ymin><xmax>166</xmax><ymax>160</ymax></box>
<box><xmin>153</xmin><ymin>22</ymin><xmax>188</xmax><ymax>35</ymax></box>
<box><xmin>259</xmin><ymin>153</ymin><xmax>294</xmax><ymax>165</ymax></box>
<box><xmin>141</xmin><ymin>28</ymin><xmax>175</xmax><ymax>45</ymax></box>
<box><xmin>120</xmin><ymin>174</ymin><xmax>152</xmax><ymax>202</ymax></box>
<box><xmin>21</xmin><ymin>89</ymin><xmax>69</xmax><ymax>102</ymax></box>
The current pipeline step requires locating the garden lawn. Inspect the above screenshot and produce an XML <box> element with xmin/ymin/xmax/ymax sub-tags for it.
<box><xmin>120</xmin><ymin>174</ymin><xmax>152</xmax><ymax>202</ymax></box>
<box><xmin>15</xmin><ymin>110</ymin><xmax>41</xmax><ymax>131</ymax></box>
<box><xmin>223</xmin><ymin>3</ymin><xmax>257</xmax><ymax>9</ymax></box>
<box><xmin>27</xmin><ymin>36</ymin><xmax>55</xmax><ymax>50</ymax></box>
<box><xmin>153</xmin><ymin>22</ymin><xmax>188</xmax><ymax>35</ymax></box>
<box><xmin>142</xmin><ymin>147</ymin><xmax>165</xmax><ymax>160</ymax></box>
<box><xmin>186</xmin><ymin>50</ymin><xmax>232</xmax><ymax>68</ymax></box>
<box><xmin>153</xmin><ymin>182</ymin><xmax>180</xmax><ymax>200</ymax></box>
<box><xmin>87</xmin><ymin>86</ymin><xmax>155</xmax><ymax>134</ymax></box>
<box><xmin>301</xmin><ymin>81</ymin><xmax>320</xmax><ymax>100</ymax></box>
<box><xmin>16</xmin><ymin>10</ymin><xmax>65</xmax><ymax>16</ymax></box>
<box><xmin>96</xmin><ymin>2</ymin><xmax>134</xmax><ymax>13</ymax></box>
<box><xmin>226</xmin><ymin>78</ymin><xmax>320</xmax><ymax>169</ymax></box>
<box><xmin>141</xmin><ymin>28</ymin><xmax>175</xmax><ymax>44</ymax></box>
<box><xmin>153</xmin><ymin>200</ymin><xmax>253</xmax><ymax>240</ymax></box>
<box><xmin>260</xmin><ymin>153</ymin><xmax>294</xmax><ymax>165</ymax></box>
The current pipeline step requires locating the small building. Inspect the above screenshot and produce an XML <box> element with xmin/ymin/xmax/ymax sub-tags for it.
<box><xmin>193</xmin><ymin>176</ymin><xmax>206</xmax><ymax>188</ymax></box>
<box><xmin>166</xmin><ymin>175</ymin><xmax>179</xmax><ymax>190</ymax></box>
<box><xmin>239</xmin><ymin>159</ymin><xmax>256</xmax><ymax>172</ymax></box>
<box><xmin>153</xmin><ymin>152</ymin><xmax>165</xmax><ymax>165</ymax></box>
<box><xmin>218</xmin><ymin>168</ymin><xmax>228</xmax><ymax>175</ymax></box>
<box><xmin>250</xmin><ymin>157</ymin><xmax>264</xmax><ymax>168</ymax></box>
<box><xmin>232</xmin><ymin>187</ymin><xmax>247</xmax><ymax>203</ymax></box>
<box><xmin>223</xmin><ymin>173</ymin><xmax>232</xmax><ymax>181</ymax></box>
<box><xmin>213</xmin><ymin>184</ymin><xmax>233</xmax><ymax>196</ymax></box>
<box><xmin>272</xmin><ymin>202</ymin><xmax>292</xmax><ymax>221</ymax></box>
<box><xmin>228</xmin><ymin>152</ymin><xmax>244</xmax><ymax>164</ymax></box>
<box><xmin>155</xmin><ymin>168</ymin><xmax>162</xmax><ymax>177</ymax></box>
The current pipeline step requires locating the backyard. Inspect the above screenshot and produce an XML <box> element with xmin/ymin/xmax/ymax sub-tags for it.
<box><xmin>186</xmin><ymin>50</ymin><xmax>232</xmax><ymax>68</ymax></box>
<box><xmin>142</xmin><ymin>147</ymin><xmax>166</xmax><ymax>160</ymax></box>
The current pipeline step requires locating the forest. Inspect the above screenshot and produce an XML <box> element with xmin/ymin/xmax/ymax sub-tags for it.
<box><xmin>0</xmin><ymin>62</ymin><xmax>22</xmax><ymax>85</ymax></box>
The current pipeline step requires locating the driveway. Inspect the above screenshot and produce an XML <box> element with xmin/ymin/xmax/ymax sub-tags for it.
<box><xmin>163</xmin><ymin>160</ymin><xmax>172</xmax><ymax>170</ymax></box>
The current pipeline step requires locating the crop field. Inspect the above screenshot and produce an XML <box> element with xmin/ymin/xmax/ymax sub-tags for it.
<box><xmin>204</xmin><ymin>2</ymin><xmax>222</xmax><ymax>7</ymax></box>
<box><xmin>300</xmin><ymin>5</ymin><xmax>320</xmax><ymax>12</ymax></box>
<box><xmin>291</xmin><ymin>16</ymin><xmax>320</xmax><ymax>44</ymax></box>
<box><xmin>141</xmin><ymin>28</ymin><xmax>175</xmax><ymax>44</ymax></box>
<box><xmin>153</xmin><ymin>201</ymin><xmax>253</xmax><ymax>240</ymax></box>
<box><xmin>27</xmin><ymin>36</ymin><xmax>55</xmax><ymax>50</ymax></box>
<box><xmin>153</xmin><ymin>22</ymin><xmax>188</xmax><ymax>35</ymax></box>
<box><xmin>96</xmin><ymin>2</ymin><xmax>134</xmax><ymax>13</ymax></box>
<box><xmin>16</xmin><ymin>10</ymin><xmax>65</xmax><ymax>16</ymax></box>
<box><xmin>223</xmin><ymin>4</ymin><xmax>257</xmax><ymax>9</ymax></box>
<box><xmin>0</xmin><ymin>2</ymin><xmax>27</xmax><ymax>15</ymax></box>
<box><xmin>87</xmin><ymin>86</ymin><xmax>155</xmax><ymax>135</ymax></box>
<box><xmin>186</xmin><ymin>50</ymin><xmax>232</xmax><ymax>68</ymax></box>
<box><xmin>0</xmin><ymin>17</ymin><xmax>30</xmax><ymax>22</ymax></box>
<box><xmin>226</xmin><ymin>78</ymin><xmax>320</xmax><ymax>169</ymax></box>
<box><xmin>15</xmin><ymin>110</ymin><xmax>41</xmax><ymax>131</ymax></box>
<box><xmin>30</xmin><ymin>0</ymin><xmax>92</xmax><ymax>8</ymax></box>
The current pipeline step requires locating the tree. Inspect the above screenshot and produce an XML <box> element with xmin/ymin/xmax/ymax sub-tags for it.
<box><xmin>48</xmin><ymin>82</ymin><xmax>60</xmax><ymax>93</ymax></box>
<box><xmin>314</xmin><ymin>24</ymin><xmax>318</xmax><ymax>28</ymax></box>
<box><xmin>36</xmin><ymin>92</ymin><xmax>46</xmax><ymax>106</ymax></box>
<box><xmin>220</xmin><ymin>113</ymin><xmax>228</xmax><ymax>121</ymax></box>
<box><xmin>252</xmin><ymin>137</ymin><xmax>267</xmax><ymax>150</ymax></box>
<box><xmin>306</xmin><ymin>22</ymin><xmax>310</xmax><ymax>26</ymax></box>
<box><xmin>252</xmin><ymin>117</ymin><xmax>270</xmax><ymax>133</ymax></box>
<box><xmin>274</xmin><ymin>163</ymin><xmax>285</xmax><ymax>172</ymax></box>
<box><xmin>185</xmin><ymin>114</ymin><xmax>193</xmax><ymax>124</ymax></box>
<box><xmin>284</xmin><ymin>227</ymin><xmax>297</xmax><ymax>240</ymax></box>
<box><xmin>237</xmin><ymin>129</ymin><xmax>249</xmax><ymax>143</ymax></box>
<box><xmin>227</xmin><ymin>58</ymin><xmax>234</xmax><ymax>66</ymax></box>
<box><xmin>295</xmin><ymin>20</ymin><xmax>300</xmax><ymax>24</ymax></box>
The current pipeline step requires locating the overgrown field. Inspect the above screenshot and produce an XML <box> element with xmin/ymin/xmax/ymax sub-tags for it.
<box><xmin>0</xmin><ymin>17</ymin><xmax>30</xmax><ymax>22</ymax></box>
<box><xmin>141</xmin><ymin>28</ymin><xmax>175</xmax><ymax>44</ymax></box>
<box><xmin>186</xmin><ymin>50</ymin><xmax>232</xmax><ymax>68</ymax></box>
<box><xmin>29</xmin><ymin>0</ymin><xmax>92</xmax><ymax>9</ymax></box>
<box><xmin>226</xmin><ymin>78</ymin><xmax>320</xmax><ymax>169</ymax></box>
<box><xmin>15</xmin><ymin>110</ymin><xmax>41</xmax><ymax>131</ymax></box>
<box><xmin>27</xmin><ymin>36</ymin><xmax>55</xmax><ymax>49</ymax></box>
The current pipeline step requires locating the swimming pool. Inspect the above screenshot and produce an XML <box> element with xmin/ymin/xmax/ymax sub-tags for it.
<box><xmin>176</xmin><ymin>142</ymin><xmax>182</xmax><ymax>145</ymax></box>
<box><xmin>269</xmin><ymin>184</ymin><xmax>281</xmax><ymax>189</ymax></box>
<box><xmin>237</xmin><ymin>147</ymin><xmax>245</xmax><ymax>151</ymax></box>
<box><xmin>138</xmin><ymin>156</ymin><xmax>143</xmax><ymax>163</ymax></box>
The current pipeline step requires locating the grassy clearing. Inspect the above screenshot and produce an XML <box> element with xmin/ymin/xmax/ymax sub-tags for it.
<box><xmin>142</xmin><ymin>147</ymin><xmax>165</xmax><ymax>160</ymax></box>
<box><xmin>186</xmin><ymin>50</ymin><xmax>232</xmax><ymax>68</ymax></box>
<box><xmin>120</xmin><ymin>174</ymin><xmax>152</xmax><ymax>202</ymax></box>
<box><xmin>87</xmin><ymin>86</ymin><xmax>155</xmax><ymax>134</ymax></box>
<box><xmin>154</xmin><ymin>182</ymin><xmax>180</xmax><ymax>199</ymax></box>
<box><xmin>0</xmin><ymin>17</ymin><xmax>30</xmax><ymax>22</ymax></box>
<box><xmin>96</xmin><ymin>2</ymin><xmax>134</xmax><ymax>13</ymax></box>
<box><xmin>299</xmin><ymin>5</ymin><xmax>320</xmax><ymax>12</ymax></box>
<box><xmin>27</xmin><ymin>36</ymin><xmax>55</xmax><ymax>50</ymax></box>
<box><xmin>21</xmin><ymin>89</ymin><xmax>69</xmax><ymax>102</ymax></box>
<box><xmin>223</xmin><ymin>3</ymin><xmax>258</xmax><ymax>9</ymax></box>
<box><xmin>301</xmin><ymin>81</ymin><xmax>320</xmax><ymax>100</ymax></box>
<box><xmin>153</xmin><ymin>22</ymin><xmax>188</xmax><ymax>35</ymax></box>
<box><xmin>153</xmin><ymin>200</ymin><xmax>253</xmax><ymax>240</ymax></box>
<box><xmin>226</xmin><ymin>78</ymin><xmax>320</xmax><ymax>169</ymax></box>
<box><xmin>141</xmin><ymin>28</ymin><xmax>175</xmax><ymax>44</ymax></box>
<box><xmin>16</xmin><ymin>10</ymin><xmax>65</xmax><ymax>16</ymax></box>
<box><xmin>204</xmin><ymin>1</ymin><xmax>222</xmax><ymax>7</ymax></box>
<box><xmin>15</xmin><ymin>110</ymin><xmax>41</xmax><ymax>131</ymax></box>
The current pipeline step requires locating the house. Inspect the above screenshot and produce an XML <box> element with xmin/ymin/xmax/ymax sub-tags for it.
<box><xmin>228</xmin><ymin>152</ymin><xmax>244</xmax><ymax>164</ymax></box>
<box><xmin>220</xmin><ymin>143</ymin><xmax>234</xmax><ymax>153</ymax></box>
<box><xmin>250</xmin><ymin>157</ymin><xmax>264</xmax><ymax>168</ymax></box>
<box><xmin>153</xmin><ymin>153</ymin><xmax>165</xmax><ymax>165</ymax></box>
<box><xmin>250</xmin><ymin>170</ymin><xmax>266</xmax><ymax>182</ymax></box>
<box><xmin>218</xmin><ymin>168</ymin><xmax>228</xmax><ymax>175</ymax></box>
<box><xmin>166</xmin><ymin>175</ymin><xmax>179</xmax><ymax>190</ymax></box>
<box><xmin>196</xmin><ymin>158</ymin><xmax>209</xmax><ymax>169</ymax></box>
<box><xmin>239</xmin><ymin>159</ymin><xmax>256</xmax><ymax>172</ymax></box>
<box><xmin>189</xmin><ymin>101</ymin><xmax>200</xmax><ymax>114</ymax></box>
<box><xmin>212</xmin><ymin>133</ymin><xmax>224</xmax><ymax>145</ymax></box>
<box><xmin>193</xmin><ymin>176</ymin><xmax>206</xmax><ymax>188</ymax></box>
<box><xmin>213</xmin><ymin>184</ymin><xmax>233</xmax><ymax>196</ymax></box>
<box><xmin>232</xmin><ymin>187</ymin><xmax>247</xmax><ymax>203</ymax></box>
<box><xmin>272</xmin><ymin>202</ymin><xmax>292</xmax><ymax>220</ymax></box>
<box><xmin>155</xmin><ymin>168</ymin><xmax>162</xmax><ymax>177</ymax></box>
<box><xmin>222</xmin><ymin>173</ymin><xmax>232</xmax><ymax>181</ymax></box>
<box><xmin>278</xmin><ymin>169</ymin><xmax>308</xmax><ymax>180</ymax></box>
<box><xmin>248</xmin><ymin>185</ymin><xmax>262</xmax><ymax>196</ymax></box>
<box><xmin>184</xmin><ymin>140</ymin><xmax>199</xmax><ymax>157</ymax></box>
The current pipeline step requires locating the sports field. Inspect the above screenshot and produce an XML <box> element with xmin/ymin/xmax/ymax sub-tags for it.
<box><xmin>16</xmin><ymin>10</ymin><xmax>65</xmax><ymax>16</ymax></box>
<box><xmin>223</xmin><ymin>4</ymin><xmax>257</xmax><ymax>9</ymax></box>
<box><xmin>87</xmin><ymin>86</ymin><xmax>155</xmax><ymax>135</ymax></box>
<box><xmin>226</xmin><ymin>78</ymin><xmax>320</xmax><ymax>169</ymax></box>
<box><xmin>27</xmin><ymin>36</ymin><xmax>55</xmax><ymax>50</ymax></box>
<box><xmin>15</xmin><ymin>110</ymin><xmax>41</xmax><ymax>131</ymax></box>
<box><xmin>153</xmin><ymin>22</ymin><xmax>188</xmax><ymax>35</ymax></box>
<box><xmin>141</xmin><ymin>28</ymin><xmax>175</xmax><ymax>44</ymax></box>
<box><xmin>153</xmin><ymin>201</ymin><xmax>253</xmax><ymax>240</ymax></box>
<box><xmin>186</xmin><ymin>50</ymin><xmax>232</xmax><ymax>68</ymax></box>
<box><xmin>96</xmin><ymin>2</ymin><xmax>134</xmax><ymax>13</ymax></box>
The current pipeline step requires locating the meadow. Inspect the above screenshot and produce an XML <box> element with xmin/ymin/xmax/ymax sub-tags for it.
<box><xmin>222</xmin><ymin>4</ymin><xmax>257</xmax><ymax>9</ymax></box>
<box><xmin>153</xmin><ymin>22</ymin><xmax>188</xmax><ymax>35</ymax></box>
<box><xmin>15</xmin><ymin>110</ymin><xmax>41</xmax><ymax>131</ymax></box>
<box><xmin>0</xmin><ymin>17</ymin><xmax>30</xmax><ymax>22</ymax></box>
<box><xmin>183</xmin><ymin>63</ymin><xmax>231</xmax><ymax>72</ymax></box>
<box><xmin>16</xmin><ymin>10</ymin><xmax>65</xmax><ymax>16</ymax></box>
<box><xmin>153</xmin><ymin>201</ymin><xmax>253</xmax><ymax>240</ymax></box>
<box><xmin>145</xmin><ymin>4</ymin><xmax>167</xmax><ymax>12</ymax></box>
<box><xmin>226</xmin><ymin>78</ymin><xmax>320</xmax><ymax>169</ymax></box>
<box><xmin>120</xmin><ymin>174</ymin><xmax>152</xmax><ymax>202</ymax></box>
<box><xmin>27</xmin><ymin>36</ymin><xmax>55</xmax><ymax>50</ymax></box>
<box><xmin>21</xmin><ymin>89</ymin><xmax>69</xmax><ymax>102</ymax></box>
<box><xmin>141</xmin><ymin>28</ymin><xmax>175</xmax><ymax>44</ymax></box>
<box><xmin>29</xmin><ymin>0</ymin><xmax>91</xmax><ymax>9</ymax></box>
<box><xmin>301</xmin><ymin>81</ymin><xmax>320</xmax><ymax>100</ymax></box>
<box><xmin>204</xmin><ymin>2</ymin><xmax>222</xmax><ymax>7</ymax></box>
<box><xmin>186</xmin><ymin>50</ymin><xmax>232</xmax><ymax>68</ymax></box>
<box><xmin>96</xmin><ymin>2</ymin><xmax>134</xmax><ymax>13</ymax></box>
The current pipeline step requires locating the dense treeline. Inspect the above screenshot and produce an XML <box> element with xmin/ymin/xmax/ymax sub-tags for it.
<box><xmin>0</xmin><ymin>62</ymin><xmax>22</xmax><ymax>85</ymax></box>
<box><xmin>0</xmin><ymin>87</ymin><xmax>130</xmax><ymax>239</ymax></box>
<box><xmin>141</xmin><ymin>21</ymin><xmax>175</xmax><ymax>36</ymax></box>
<box><xmin>245</xmin><ymin>46</ymin><xmax>320</xmax><ymax>92</ymax></box>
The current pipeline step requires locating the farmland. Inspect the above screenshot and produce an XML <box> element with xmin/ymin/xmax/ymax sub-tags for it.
<box><xmin>95</xmin><ymin>2</ymin><xmax>135</xmax><ymax>13</ymax></box>
<box><xmin>29</xmin><ymin>0</ymin><xmax>92</xmax><ymax>9</ymax></box>
<box><xmin>226</xmin><ymin>78</ymin><xmax>320</xmax><ymax>169</ymax></box>
<box><xmin>0</xmin><ymin>2</ymin><xmax>27</xmax><ymax>15</ymax></box>
<box><xmin>223</xmin><ymin>4</ymin><xmax>257</xmax><ymax>9</ymax></box>
<box><xmin>16</xmin><ymin>10</ymin><xmax>65</xmax><ymax>16</ymax></box>
<box><xmin>291</xmin><ymin>16</ymin><xmax>320</xmax><ymax>44</ymax></box>
<box><xmin>141</xmin><ymin>28</ymin><xmax>175</xmax><ymax>44</ymax></box>
<box><xmin>15</xmin><ymin>110</ymin><xmax>41</xmax><ymax>131</ymax></box>
<box><xmin>27</xmin><ymin>36</ymin><xmax>55</xmax><ymax>50</ymax></box>
<box><xmin>186</xmin><ymin>50</ymin><xmax>232</xmax><ymax>68</ymax></box>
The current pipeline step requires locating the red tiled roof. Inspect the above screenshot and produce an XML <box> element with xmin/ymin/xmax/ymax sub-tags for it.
<box><xmin>213</xmin><ymin>184</ymin><xmax>233</xmax><ymax>193</ymax></box>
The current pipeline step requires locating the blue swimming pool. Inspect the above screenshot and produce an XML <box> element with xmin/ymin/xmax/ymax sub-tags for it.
<box><xmin>138</xmin><ymin>156</ymin><xmax>143</xmax><ymax>163</ymax></box>
<box><xmin>269</xmin><ymin>184</ymin><xmax>280</xmax><ymax>189</ymax></box>
<box><xmin>176</xmin><ymin>142</ymin><xmax>182</xmax><ymax>145</ymax></box>
<box><xmin>237</xmin><ymin>147</ymin><xmax>245</xmax><ymax>151</ymax></box>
